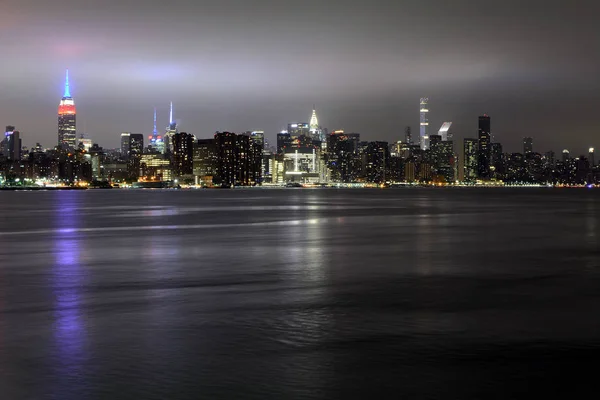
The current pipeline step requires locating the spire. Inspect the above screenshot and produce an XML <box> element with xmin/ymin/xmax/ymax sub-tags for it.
<box><xmin>64</xmin><ymin>69</ymin><xmax>71</xmax><ymax>98</ymax></box>
<box><xmin>309</xmin><ymin>105</ymin><xmax>319</xmax><ymax>133</ymax></box>
<box><xmin>153</xmin><ymin>107</ymin><xmax>157</xmax><ymax>135</ymax></box>
<box><xmin>169</xmin><ymin>101</ymin><xmax>173</xmax><ymax>125</ymax></box>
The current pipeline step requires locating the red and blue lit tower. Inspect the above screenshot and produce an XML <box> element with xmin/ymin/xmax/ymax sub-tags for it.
<box><xmin>58</xmin><ymin>69</ymin><xmax>77</xmax><ymax>148</ymax></box>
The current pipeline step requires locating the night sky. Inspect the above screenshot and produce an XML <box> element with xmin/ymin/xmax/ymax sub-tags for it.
<box><xmin>2</xmin><ymin>0</ymin><xmax>599</xmax><ymax>153</ymax></box>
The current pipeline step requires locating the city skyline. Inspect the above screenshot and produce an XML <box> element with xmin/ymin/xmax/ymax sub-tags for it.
<box><xmin>2</xmin><ymin>0</ymin><xmax>599</xmax><ymax>152</ymax></box>
<box><xmin>3</xmin><ymin>68</ymin><xmax>598</xmax><ymax>157</ymax></box>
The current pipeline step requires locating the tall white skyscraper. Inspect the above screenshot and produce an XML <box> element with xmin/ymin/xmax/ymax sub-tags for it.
<box><xmin>309</xmin><ymin>106</ymin><xmax>319</xmax><ymax>133</ymax></box>
<box><xmin>309</xmin><ymin>105</ymin><xmax>326</xmax><ymax>144</ymax></box>
<box><xmin>438</xmin><ymin>122</ymin><xmax>452</xmax><ymax>141</ymax></box>
<box><xmin>420</xmin><ymin>98</ymin><xmax>429</xmax><ymax>150</ymax></box>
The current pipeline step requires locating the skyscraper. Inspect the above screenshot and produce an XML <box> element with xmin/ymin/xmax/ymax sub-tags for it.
<box><xmin>327</xmin><ymin>131</ymin><xmax>361</xmax><ymax>182</ymax></box>
<box><xmin>287</xmin><ymin>123</ymin><xmax>310</xmax><ymax>141</ymax></box>
<box><xmin>544</xmin><ymin>151</ymin><xmax>555</xmax><ymax>168</ymax></box>
<box><xmin>248</xmin><ymin>133</ymin><xmax>264</xmax><ymax>184</ymax></box>
<box><xmin>128</xmin><ymin>134</ymin><xmax>144</xmax><ymax>179</ymax></box>
<box><xmin>245</xmin><ymin>131</ymin><xmax>265</xmax><ymax>150</ymax></box>
<box><xmin>58</xmin><ymin>69</ymin><xmax>77</xmax><ymax>149</ymax></box>
<box><xmin>589</xmin><ymin>148</ymin><xmax>595</xmax><ymax>167</ymax></box>
<box><xmin>438</xmin><ymin>122</ymin><xmax>453</xmax><ymax>141</ymax></box>
<box><xmin>463</xmin><ymin>138</ymin><xmax>478</xmax><ymax>182</ymax></box>
<box><xmin>212</xmin><ymin>132</ymin><xmax>260</xmax><ymax>186</ymax></box>
<box><xmin>308</xmin><ymin>105</ymin><xmax>326</xmax><ymax>142</ymax></box>
<box><xmin>405</xmin><ymin>126</ymin><xmax>412</xmax><ymax>144</ymax></box>
<box><xmin>172</xmin><ymin>132</ymin><xmax>194</xmax><ymax>177</ymax></box>
<box><xmin>3</xmin><ymin>126</ymin><xmax>21</xmax><ymax>160</ymax></box>
<box><xmin>430</xmin><ymin>135</ymin><xmax>454</xmax><ymax>183</ymax></box>
<box><xmin>477</xmin><ymin>115</ymin><xmax>491</xmax><ymax>179</ymax></box>
<box><xmin>120</xmin><ymin>133</ymin><xmax>131</xmax><ymax>159</ymax></box>
<box><xmin>164</xmin><ymin>102</ymin><xmax>177</xmax><ymax>154</ymax></box>
<box><xmin>419</xmin><ymin>98</ymin><xmax>429</xmax><ymax>150</ymax></box>
<box><xmin>490</xmin><ymin>142</ymin><xmax>505</xmax><ymax>180</ymax></box>
<box><xmin>193</xmin><ymin>139</ymin><xmax>217</xmax><ymax>184</ymax></box>
<box><xmin>148</xmin><ymin>107</ymin><xmax>164</xmax><ymax>153</ymax></box>
<box><xmin>430</xmin><ymin>134</ymin><xmax>442</xmax><ymax>168</ymax></box>
<box><xmin>309</xmin><ymin>107</ymin><xmax>318</xmax><ymax>129</ymax></box>
<box><xmin>363</xmin><ymin>141</ymin><xmax>389</xmax><ymax>183</ymax></box>
<box><xmin>214</xmin><ymin>132</ymin><xmax>237</xmax><ymax>187</ymax></box>
<box><xmin>276</xmin><ymin>131</ymin><xmax>292</xmax><ymax>154</ymax></box>
<box><xmin>78</xmin><ymin>134</ymin><xmax>92</xmax><ymax>151</ymax></box>
<box><xmin>523</xmin><ymin>137</ymin><xmax>533</xmax><ymax>154</ymax></box>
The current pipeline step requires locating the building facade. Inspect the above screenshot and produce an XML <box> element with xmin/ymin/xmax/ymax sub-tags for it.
<box><xmin>3</xmin><ymin>126</ymin><xmax>21</xmax><ymax>160</ymax></box>
<box><xmin>463</xmin><ymin>138</ymin><xmax>478</xmax><ymax>182</ymax></box>
<box><xmin>193</xmin><ymin>139</ymin><xmax>217</xmax><ymax>185</ymax></box>
<box><xmin>477</xmin><ymin>115</ymin><xmax>491</xmax><ymax>179</ymax></box>
<box><xmin>171</xmin><ymin>132</ymin><xmax>194</xmax><ymax>177</ymax></box>
<box><xmin>420</xmin><ymin>98</ymin><xmax>429</xmax><ymax>150</ymax></box>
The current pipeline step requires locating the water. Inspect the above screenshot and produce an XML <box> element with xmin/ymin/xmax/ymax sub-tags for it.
<box><xmin>0</xmin><ymin>188</ymin><xmax>598</xmax><ymax>399</ymax></box>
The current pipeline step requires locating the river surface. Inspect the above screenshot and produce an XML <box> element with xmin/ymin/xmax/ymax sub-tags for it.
<box><xmin>0</xmin><ymin>188</ymin><xmax>599</xmax><ymax>399</ymax></box>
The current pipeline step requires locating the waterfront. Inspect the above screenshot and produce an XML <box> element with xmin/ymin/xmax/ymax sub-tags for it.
<box><xmin>0</xmin><ymin>188</ymin><xmax>599</xmax><ymax>399</ymax></box>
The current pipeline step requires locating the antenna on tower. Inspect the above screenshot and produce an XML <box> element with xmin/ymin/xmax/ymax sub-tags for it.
<box><xmin>64</xmin><ymin>69</ymin><xmax>71</xmax><ymax>98</ymax></box>
<box><xmin>153</xmin><ymin>107</ymin><xmax>157</xmax><ymax>135</ymax></box>
<box><xmin>169</xmin><ymin>102</ymin><xmax>173</xmax><ymax>125</ymax></box>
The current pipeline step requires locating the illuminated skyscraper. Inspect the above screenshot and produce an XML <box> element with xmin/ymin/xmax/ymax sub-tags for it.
<box><xmin>490</xmin><ymin>142</ymin><xmax>505</xmax><ymax>179</ymax></box>
<box><xmin>128</xmin><ymin>134</ymin><xmax>144</xmax><ymax>179</ymax></box>
<box><xmin>327</xmin><ymin>131</ymin><xmax>361</xmax><ymax>182</ymax></box>
<box><xmin>287</xmin><ymin>123</ymin><xmax>310</xmax><ymax>140</ymax></box>
<box><xmin>172</xmin><ymin>132</ymin><xmax>194</xmax><ymax>177</ymax></box>
<box><xmin>78</xmin><ymin>134</ymin><xmax>92</xmax><ymax>151</ymax></box>
<box><xmin>164</xmin><ymin>102</ymin><xmax>178</xmax><ymax>154</ymax></box>
<box><xmin>120</xmin><ymin>133</ymin><xmax>131</xmax><ymax>158</ymax></box>
<box><xmin>169</xmin><ymin>101</ymin><xmax>175</xmax><ymax>130</ymax></box>
<box><xmin>120</xmin><ymin>132</ymin><xmax>143</xmax><ymax>178</ymax></box>
<box><xmin>58</xmin><ymin>69</ymin><xmax>77</xmax><ymax>149</ymax></box>
<box><xmin>419</xmin><ymin>98</ymin><xmax>429</xmax><ymax>150</ymax></box>
<box><xmin>363</xmin><ymin>141</ymin><xmax>389</xmax><ymax>183</ymax></box>
<box><xmin>309</xmin><ymin>107</ymin><xmax>319</xmax><ymax>134</ymax></box>
<box><xmin>463</xmin><ymin>138</ymin><xmax>478</xmax><ymax>182</ymax></box>
<box><xmin>277</xmin><ymin>131</ymin><xmax>292</xmax><ymax>154</ymax></box>
<box><xmin>148</xmin><ymin>107</ymin><xmax>165</xmax><ymax>153</ymax></box>
<box><xmin>250</xmin><ymin>131</ymin><xmax>265</xmax><ymax>150</ymax></box>
<box><xmin>438</xmin><ymin>122</ymin><xmax>453</xmax><ymax>141</ymax></box>
<box><xmin>193</xmin><ymin>138</ymin><xmax>218</xmax><ymax>184</ymax></box>
<box><xmin>3</xmin><ymin>126</ymin><xmax>21</xmax><ymax>160</ymax></box>
<box><xmin>213</xmin><ymin>132</ymin><xmax>258</xmax><ymax>186</ymax></box>
<box><xmin>309</xmin><ymin>106</ymin><xmax>325</xmax><ymax>144</ymax></box>
<box><xmin>477</xmin><ymin>115</ymin><xmax>491</xmax><ymax>178</ymax></box>
<box><xmin>589</xmin><ymin>148</ymin><xmax>595</xmax><ymax>167</ymax></box>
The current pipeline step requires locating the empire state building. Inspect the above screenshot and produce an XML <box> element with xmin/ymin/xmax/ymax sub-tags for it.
<box><xmin>58</xmin><ymin>69</ymin><xmax>77</xmax><ymax>148</ymax></box>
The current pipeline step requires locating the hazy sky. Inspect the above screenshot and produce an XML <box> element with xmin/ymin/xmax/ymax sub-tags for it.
<box><xmin>2</xmin><ymin>0</ymin><xmax>599</xmax><ymax>153</ymax></box>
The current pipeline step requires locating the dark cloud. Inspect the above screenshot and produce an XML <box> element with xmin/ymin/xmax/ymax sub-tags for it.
<box><xmin>2</xmin><ymin>0</ymin><xmax>599</xmax><ymax>153</ymax></box>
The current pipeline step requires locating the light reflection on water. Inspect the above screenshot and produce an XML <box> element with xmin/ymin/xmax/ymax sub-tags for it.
<box><xmin>51</xmin><ymin>192</ymin><xmax>87</xmax><ymax>394</ymax></box>
<box><xmin>53</xmin><ymin>237</ymin><xmax>84</xmax><ymax>357</ymax></box>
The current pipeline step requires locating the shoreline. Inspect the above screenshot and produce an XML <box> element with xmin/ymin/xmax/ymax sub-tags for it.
<box><xmin>0</xmin><ymin>185</ymin><xmax>594</xmax><ymax>191</ymax></box>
